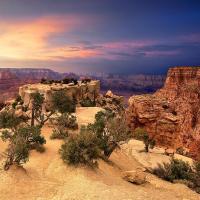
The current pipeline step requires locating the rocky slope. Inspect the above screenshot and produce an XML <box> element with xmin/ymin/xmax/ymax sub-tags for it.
<box><xmin>127</xmin><ymin>67</ymin><xmax>200</xmax><ymax>159</ymax></box>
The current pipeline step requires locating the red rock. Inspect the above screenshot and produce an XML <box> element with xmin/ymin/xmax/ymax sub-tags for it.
<box><xmin>127</xmin><ymin>67</ymin><xmax>200</xmax><ymax>159</ymax></box>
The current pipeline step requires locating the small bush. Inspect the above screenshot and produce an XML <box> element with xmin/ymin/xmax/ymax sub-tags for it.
<box><xmin>1</xmin><ymin>125</ymin><xmax>46</xmax><ymax>170</ymax></box>
<box><xmin>80</xmin><ymin>98</ymin><xmax>96</xmax><ymax>107</ymax></box>
<box><xmin>0</xmin><ymin>111</ymin><xmax>22</xmax><ymax>129</ymax></box>
<box><xmin>0</xmin><ymin>102</ymin><xmax>5</xmax><ymax>110</ymax></box>
<box><xmin>134</xmin><ymin>127</ymin><xmax>155</xmax><ymax>152</ymax></box>
<box><xmin>60</xmin><ymin>130</ymin><xmax>100</xmax><ymax>167</ymax></box>
<box><xmin>12</xmin><ymin>101</ymin><xmax>17</xmax><ymax>109</ymax></box>
<box><xmin>50</xmin><ymin>129</ymin><xmax>69</xmax><ymax>140</ymax></box>
<box><xmin>62</xmin><ymin>78</ymin><xmax>78</xmax><ymax>85</ymax></box>
<box><xmin>51</xmin><ymin>91</ymin><xmax>76</xmax><ymax>113</ymax></box>
<box><xmin>12</xmin><ymin>95</ymin><xmax>24</xmax><ymax>108</ymax></box>
<box><xmin>153</xmin><ymin>158</ymin><xmax>200</xmax><ymax>194</ymax></box>
<box><xmin>50</xmin><ymin>113</ymin><xmax>78</xmax><ymax>140</ymax></box>
<box><xmin>153</xmin><ymin>158</ymin><xmax>193</xmax><ymax>182</ymax></box>
<box><xmin>81</xmin><ymin>78</ymin><xmax>91</xmax><ymax>84</ymax></box>
<box><xmin>176</xmin><ymin>147</ymin><xmax>185</xmax><ymax>155</ymax></box>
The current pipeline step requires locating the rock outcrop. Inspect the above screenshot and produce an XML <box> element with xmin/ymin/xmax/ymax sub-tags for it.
<box><xmin>19</xmin><ymin>81</ymin><xmax>100</xmax><ymax>110</ymax></box>
<box><xmin>97</xmin><ymin>90</ymin><xmax>124</xmax><ymax>114</ymax></box>
<box><xmin>127</xmin><ymin>67</ymin><xmax>200</xmax><ymax>159</ymax></box>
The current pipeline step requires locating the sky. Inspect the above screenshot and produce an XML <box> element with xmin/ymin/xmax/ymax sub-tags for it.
<box><xmin>0</xmin><ymin>0</ymin><xmax>200</xmax><ymax>74</ymax></box>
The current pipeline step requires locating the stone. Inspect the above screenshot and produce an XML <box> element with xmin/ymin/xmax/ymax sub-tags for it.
<box><xmin>105</xmin><ymin>90</ymin><xmax>114</xmax><ymax>98</ymax></box>
<box><xmin>122</xmin><ymin>170</ymin><xmax>146</xmax><ymax>185</ymax></box>
<box><xmin>165</xmin><ymin>148</ymin><xmax>175</xmax><ymax>156</ymax></box>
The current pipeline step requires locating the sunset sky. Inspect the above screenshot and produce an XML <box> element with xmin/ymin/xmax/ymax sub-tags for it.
<box><xmin>0</xmin><ymin>0</ymin><xmax>200</xmax><ymax>74</ymax></box>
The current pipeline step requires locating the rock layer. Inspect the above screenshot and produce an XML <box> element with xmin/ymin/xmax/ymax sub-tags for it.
<box><xmin>127</xmin><ymin>67</ymin><xmax>200</xmax><ymax>159</ymax></box>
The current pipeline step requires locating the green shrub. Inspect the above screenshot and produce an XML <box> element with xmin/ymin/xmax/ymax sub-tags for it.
<box><xmin>86</xmin><ymin>111</ymin><xmax>131</xmax><ymax>158</ymax></box>
<box><xmin>134</xmin><ymin>127</ymin><xmax>155</xmax><ymax>152</ymax></box>
<box><xmin>50</xmin><ymin>129</ymin><xmax>69</xmax><ymax>140</ymax></box>
<box><xmin>80</xmin><ymin>98</ymin><xmax>96</xmax><ymax>107</ymax></box>
<box><xmin>153</xmin><ymin>158</ymin><xmax>200</xmax><ymax>194</ymax></box>
<box><xmin>12</xmin><ymin>95</ymin><xmax>24</xmax><ymax>108</ymax></box>
<box><xmin>51</xmin><ymin>91</ymin><xmax>76</xmax><ymax>113</ymax></box>
<box><xmin>0</xmin><ymin>111</ymin><xmax>22</xmax><ymax>129</ymax></box>
<box><xmin>12</xmin><ymin>101</ymin><xmax>17</xmax><ymax>109</ymax></box>
<box><xmin>60</xmin><ymin>130</ymin><xmax>100</xmax><ymax>167</ymax></box>
<box><xmin>50</xmin><ymin>113</ymin><xmax>78</xmax><ymax>140</ymax></box>
<box><xmin>153</xmin><ymin>158</ymin><xmax>193</xmax><ymax>182</ymax></box>
<box><xmin>1</xmin><ymin>125</ymin><xmax>46</xmax><ymax>170</ymax></box>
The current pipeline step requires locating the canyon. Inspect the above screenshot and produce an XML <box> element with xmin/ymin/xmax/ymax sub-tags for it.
<box><xmin>0</xmin><ymin>68</ymin><xmax>165</xmax><ymax>103</ymax></box>
<box><xmin>127</xmin><ymin>67</ymin><xmax>200</xmax><ymax>159</ymax></box>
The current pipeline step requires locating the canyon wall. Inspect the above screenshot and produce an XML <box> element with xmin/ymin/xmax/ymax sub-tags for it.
<box><xmin>127</xmin><ymin>67</ymin><xmax>200</xmax><ymax>158</ymax></box>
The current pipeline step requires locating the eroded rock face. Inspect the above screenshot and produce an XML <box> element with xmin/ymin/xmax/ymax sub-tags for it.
<box><xmin>127</xmin><ymin>67</ymin><xmax>200</xmax><ymax>159</ymax></box>
<box><xmin>97</xmin><ymin>90</ymin><xmax>124</xmax><ymax>114</ymax></box>
<box><xmin>19</xmin><ymin>81</ymin><xmax>100</xmax><ymax>110</ymax></box>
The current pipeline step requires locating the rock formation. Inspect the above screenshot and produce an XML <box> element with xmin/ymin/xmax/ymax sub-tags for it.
<box><xmin>127</xmin><ymin>67</ymin><xmax>200</xmax><ymax>159</ymax></box>
<box><xmin>19</xmin><ymin>81</ymin><xmax>100</xmax><ymax>110</ymax></box>
<box><xmin>97</xmin><ymin>90</ymin><xmax>125</xmax><ymax>114</ymax></box>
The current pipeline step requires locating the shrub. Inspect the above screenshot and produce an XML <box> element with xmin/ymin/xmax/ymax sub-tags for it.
<box><xmin>1</xmin><ymin>125</ymin><xmax>46</xmax><ymax>170</ymax></box>
<box><xmin>86</xmin><ymin>111</ymin><xmax>131</xmax><ymax>158</ymax></box>
<box><xmin>50</xmin><ymin>113</ymin><xmax>78</xmax><ymax>140</ymax></box>
<box><xmin>62</xmin><ymin>78</ymin><xmax>78</xmax><ymax>85</ymax></box>
<box><xmin>12</xmin><ymin>101</ymin><xmax>17</xmax><ymax>109</ymax></box>
<box><xmin>153</xmin><ymin>158</ymin><xmax>200</xmax><ymax>194</ymax></box>
<box><xmin>80</xmin><ymin>98</ymin><xmax>96</xmax><ymax>107</ymax></box>
<box><xmin>40</xmin><ymin>78</ymin><xmax>47</xmax><ymax>84</ymax></box>
<box><xmin>134</xmin><ymin>127</ymin><xmax>155</xmax><ymax>152</ymax></box>
<box><xmin>60</xmin><ymin>130</ymin><xmax>100</xmax><ymax>167</ymax></box>
<box><xmin>176</xmin><ymin>147</ymin><xmax>185</xmax><ymax>155</ymax></box>
<box><xmin>0</xmin><ymin>102</ymin><xmax>5</xmax><ymax>110</ymax></box>
<box><xmin>50</xmin><ymin>129</ymin><xmax>69</xmax><ymax>140</ymax></box>
<box><xmin>0</xmin><ymin>111</ymin><xmax>22</xmax><ymax>130</ymax></box>
<box><xmin>153</xmin><ymin>158</ymin><xmax>193</xmax><ymax>182</ymax></box>
<box><xmin>81</xmin><ymin>78</ymin><xmax>91</xmax><ymax>84</ymax></box>
<box><xmin>51</xmin><ymin>91</ymin><xmax>76</xmax><ymax>113</ymax></box>
<box><xmin>12</xmin><ymin>95</ymin><xmax>24</xmax><ymax>108</ymax></box>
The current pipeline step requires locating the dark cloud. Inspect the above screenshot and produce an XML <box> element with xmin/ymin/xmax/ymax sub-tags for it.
<box><xmin>0</xmin><ymin>0</ymin><xmax>200</xmax><ymax>74</ymax></box>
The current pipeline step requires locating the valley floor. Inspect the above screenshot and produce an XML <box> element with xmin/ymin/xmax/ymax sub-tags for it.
<box><xmin>0</xmin><ymin>107</ymin><xmax>199</xmax><ymax>200</ymax></box>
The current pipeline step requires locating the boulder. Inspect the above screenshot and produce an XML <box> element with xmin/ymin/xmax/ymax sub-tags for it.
<box><xmin>122</xmin><ymin>170</ymin><xmax>146</xmax><ymax>185</ymax></box>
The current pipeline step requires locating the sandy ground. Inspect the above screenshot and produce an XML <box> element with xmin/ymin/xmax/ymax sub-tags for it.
<box><xmin>0</xmin><ymin>107</ymin><xmax>199</xmax><ymax>200</ymax></box>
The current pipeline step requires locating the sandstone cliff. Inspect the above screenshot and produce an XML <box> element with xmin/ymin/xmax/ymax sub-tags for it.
<box><xmin>19</xmin><ymin>81</ymin><xmax>100</xmax><ymax>110</ymax></box>
<box><xmin>127</xmin><ymin>67</ymin><xmax>200</xmax><ymax>159</ymax></box>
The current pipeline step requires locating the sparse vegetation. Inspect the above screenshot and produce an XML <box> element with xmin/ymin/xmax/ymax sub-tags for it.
<box><xmin>40</xmin><ymin>78</ymin><xmax>78</xmax><ymax>85</ymax></box>
<box><xmin>51</xmin><ymin>90</ymin><xmax>76</xmax><ymax>113</ymax></box>
<box><xmin>60</xmin><ymin>130</ymin><xmax>100</xmax><ymax>167</ymax></box>
<box><xmin>153</xmin><ymin>158</ymin><xmax>200</xmax><ymax>194</ymax></box>
<box><xmin>12</xmin><ymin>95</ymin><xmax>24</xmax><ymax>109</ymax></box>
<box><xmin>81</xmin><ymin>78</ymin><xmax>91</xmax><ymax>84</ymax></box>
<box><xmin>134</xmin><ymin>127</ymin><xmax>155</xmax><ymax>152</ymax></box>
<box><xmin>50</xmin><ymin>113</ymin><xmax>78</xmax><ymax>140</ymax></box>
<box><xmin>0</xmin><ymin>110</ymin><xmax>22</xmax><ymax>130</ymax></box>
<box><xmin>80</xmin><ymin>97</ymin><xmax>96</xmax><ymax>107</ymax></box>
<box><xmin>59</xmin><ymin>111</ymin><xmax>131</xmax><ymax>167</ymax></box>
<box><xmin>0</xmin><ymin>125</ymin><xmax>46</xmax><ymax>170</ymax></box>
<box><xmin>84</xmin><ymin>111</ymin><xmax>131</xmax><ymax>159</ymax></box>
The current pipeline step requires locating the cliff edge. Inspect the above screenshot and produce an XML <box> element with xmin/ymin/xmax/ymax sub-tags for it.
<box><xmin>127</xmin><ymin>66</ymin><xmax>200</xmax><ymax>159</ymax></box>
